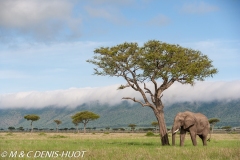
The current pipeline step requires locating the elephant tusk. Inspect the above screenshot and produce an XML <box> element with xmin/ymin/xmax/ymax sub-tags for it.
<box><xmin>173</xmin><ymin>129</ymin><xmax>179</xmax><ymax>134</ymax></box>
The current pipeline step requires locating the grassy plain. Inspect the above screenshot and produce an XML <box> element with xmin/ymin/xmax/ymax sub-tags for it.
<box><xmin>0</xmin><ymin>132</ymin><xmax>239</xmax><ymax>160</ymax></box>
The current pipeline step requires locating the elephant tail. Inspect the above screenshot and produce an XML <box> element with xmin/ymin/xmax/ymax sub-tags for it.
<box><xmin>207</xmin><ymin>131</ymin><xmax>211</xmax><ymax>142</ymax></box>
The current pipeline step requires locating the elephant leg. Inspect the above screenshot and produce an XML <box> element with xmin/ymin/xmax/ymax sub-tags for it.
<box><xmin>198</xmin><ymin>135</ymin><xmax>208</xmax><ymax>146</ymax></box>
<box><xmin>190</xmin><ymin>132</ymin><xmax>197</xmax><ymax>146</ymax></box>
<box><xmin>198</xmin><ymin>135</ymin><xmax>204</xmax><ymax>145</ymax></box>
<box><xmin>180</xmin><ymin>129</ymin><xmax>186</xmax><ymax>146</ymax></box>
<box><xmin>202</xmin><ymin>135</ymin><xmax>208</xmax><ymax>146</ymax></box>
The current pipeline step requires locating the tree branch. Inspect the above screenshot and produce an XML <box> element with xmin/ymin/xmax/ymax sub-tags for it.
<box><xmin>122</xmin><ymin>67</ymin><xmax>152</xmax><ymax>106</ymax></box>
<box><xmin>124</xmin><ymin>75</ymin><xmax>138</xmax><ymax>91</ymax></box>
<box><xmin>122</xmin><ymin>97</ymin><xmax>150</xmax><ymax>107</ymax></box>
<box><xmin>117</xmin><ymin>84</ymin><xmax>130</xmax><ymax>90</ymax></box>
<box><xmin>144</xmin><ymin>83</ymin><xmax>153</xmax><ymax>96</ymax></box>
<box><xmin>144</xmin><ymin>83</ymin><xmax>155</xmax><ymax>103</ymax></box>
<box><xmin>157</xmin><ymin>78</ymin><xmax>175</xmax><ymax>98</ymax></box>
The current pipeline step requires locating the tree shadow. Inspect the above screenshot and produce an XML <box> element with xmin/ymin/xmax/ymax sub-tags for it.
<box><xmin>108</xmin><ymin>141</ymin><xmax>158</xmax><ymax>146</ymax></box>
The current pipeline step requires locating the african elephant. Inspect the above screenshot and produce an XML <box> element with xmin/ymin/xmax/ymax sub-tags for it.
<box><xmin>172</xmin><ymin>111</ymin><xmax>210</xmax><ymax>146</ymax></box>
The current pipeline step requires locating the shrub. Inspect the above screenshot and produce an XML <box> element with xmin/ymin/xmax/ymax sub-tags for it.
<box><xmin>49</xmin><ymin>135</ymin><xmax>67</xmax><ymax>138</ymax></box>
<box><xmin>145</xmin><ymin>131</ymin><xmax>155</xmax><ymax>137</ymax></box>
<box><xmin>38</xmin><ymin>132</ymin><xmax>46</xmax><ymax>136</ymax></box>
<box><xmin>6</xmin><ymin>132</ymin><xmax>13</xmax><ymax>136</ymax></box>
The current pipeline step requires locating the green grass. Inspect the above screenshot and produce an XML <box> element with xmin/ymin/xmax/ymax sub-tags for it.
<box><xmin>0</xmin><ymin>133</ymin><xmax>239</xmax><ymax>160</ymax></box>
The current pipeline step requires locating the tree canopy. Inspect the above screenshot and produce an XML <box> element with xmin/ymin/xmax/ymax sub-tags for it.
<box><xmin>209</xmin><ymin>118</ymin><xmax>220</xmax><ymax>134</ymax></box>
<box><xmin>8</xmin><ymin>126</ymin><xmax>15</xmax><ymax>131</ymax></box>
<box><xmin>54</xmin><ymin>120</ymin><xmax>62</xmax><ymax>132</ymax></box>
<box><xmin>71</xmin><ymin>111</ymin><xmax>100</xmax><ymax>134</ymax></box>
<box><xmin>54</xmin><ymin>120</ymin><xmax>62</xmax><ymax>125</ymax></box>
<box><xmin>87</xmin><ymin>40</ymin><xmax>217</xmax><ymax>89</ymax></box>
<box><xmin>24</xmin><ymin>114</ymin><xmax>40</xmax><ymax>121</ymax></box>
<box><xmin>222</xmin><ymin>126</ymin><xmax>232</xmax><ymax>131</ymax></box>
<box><xmin>87</xmin><ymin>40</ymin><xmax>217</xmax><ymax>145</ymax></box>
<box><xmin>24</xmin><ymin>114</ymin><xmax>40</xmax><ymax>133</ymax></box>
<box><xmin>128</xmin><ymin>124</ymin><xmax>137</xmax><ymax>131</ymax></box>
<box><xmin>151</xmin><ymin>121</ymin><xmax>158</xmax><ymax>127</ymax></box>
<box><xmin>209</xmin><ymin>118</ymin><xmax>220</xmax><ymax>125</ymax></box>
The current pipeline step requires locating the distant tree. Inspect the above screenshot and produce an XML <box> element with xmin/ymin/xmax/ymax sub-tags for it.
<box><xmin>71</xmin><ymin>111</ymin><xmax>100</xmax><ymax>134</ymax></box>
<box><xmin>72</xmin><ymin>118</ymin><xmax>81</xmax><ymax>133</ymax></box>
<box><xmin>8</xmin><ymin>126</ymin><xmax>15</xmax><ymax>131</ymax></box>
<box><xmin>86</xmin><ymin>127</ymin><xmax>91</xmax><ymax>131</ymax></box>
<box><xmin>87</xmin><ymin>40</ymin><xmax>218</xmax><ymax>145</ymax></box>
<box><xmin>105</xmin><ymin>127</ymin><xmax>110</xmax><ymax>131</ymax></box>
<box><xmin>24</xmin><ymin>114</ymin><xmax>40</xmax><ymax>133</ymax></box>
<box><xmin>128</xmin><ymin>124</ymin><xmax>137</xmax><ymax>132</ymax></box>
<box><xmin>17</xmin><ymin>126</ymin><xmax>24</xmax><ymax>131</ymax></box>
<box><xmin>54</xmin><ymin>120</ymin><xmax>62</xmax><ymax>133</ymax></box>
<box><xmin>209</xmin><ymin>118</ymin><xmax>220</xmax><ymax>134</ymax></box>
<box><xmin>69</xmin><ymin>127</ymin><xmax>75</xmax><ymax>130</ymax></box>
<box><xmin>222</xmin><ymin>126</ymin><xmax>232</xmax><ymax>132</ymax></box>
<box><xmin>119</xmin><ymin>128</ymin><xmax>125</xmax><ymax>131</ymax></box>
<box><xmin>151</xmin><ymin>121</ymin><xmax>158</xmax><ymax>133</ymax></box>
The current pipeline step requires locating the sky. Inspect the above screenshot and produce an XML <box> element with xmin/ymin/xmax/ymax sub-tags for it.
<box><xmin>0</xmin><ymin>0</ymin><xmax>240</xmax><ymax>108</ymax></box>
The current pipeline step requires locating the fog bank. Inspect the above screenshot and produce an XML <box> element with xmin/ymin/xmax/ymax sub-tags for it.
<box><xmin>0</xmin><ymin>80</ymin><xmax>239</xmax><ymax>108</ymax></box>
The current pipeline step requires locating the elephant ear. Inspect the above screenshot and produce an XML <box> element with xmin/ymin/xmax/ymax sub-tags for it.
<box><xmin>184</xmin><ymin>115</ymin><xmax>196</xmax><ymax>129</ymax></box>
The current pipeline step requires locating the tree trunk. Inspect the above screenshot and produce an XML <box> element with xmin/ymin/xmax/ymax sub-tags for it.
<box><xmin>76</xmin><ymin>125</ymin><xmax>79</xmax><ymax>133</ymax></box>
<box><xmin>83</xmin><ymin>123</ymin><xmax>86</xmax><ymax>134</ymax></box>
<box><xmin>211</xmin><ymin>124</ymin><xmax>215</xmax><ymax>134</ymax></box>
<box><xmin>153</xmin><ymin>106</ymin><xmax>170</xmax><ymax>146</ymax></box>
<box><xmin>31</xmin><ymin>121</ymin><xmax>33</xmax><ymax>133</ymax></box>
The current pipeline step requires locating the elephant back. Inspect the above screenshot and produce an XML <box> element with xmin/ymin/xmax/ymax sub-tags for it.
<box><xmin>194</xmin><ymin>113</ymin><xmax>210</xmax><ymax>133</ymax></box>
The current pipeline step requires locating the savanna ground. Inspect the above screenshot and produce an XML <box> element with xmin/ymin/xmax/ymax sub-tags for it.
<box><xmin>0</xmin><ymin>132</ymin><xmax>239</xmax><ymax>160</ymax></box>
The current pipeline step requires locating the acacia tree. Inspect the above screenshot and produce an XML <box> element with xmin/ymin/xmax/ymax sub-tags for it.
<box><xmin>87</xmin><ymin>40</ymin><xmax>217</xmax><ymax>145</ymax></box>
<box><xmin>222</xmin><ymin>126</ymin><xmax>232</xmax><ymax>132</ymax></box>
<box><xmin>71</xmin><ymin>111</ymin><xmax>100</xmax><ymax>134</ymax></box>
<box><xmin>151</xmin><ymin>121</ymin><xmax>158</xmax><ymax>133</ymax></box>
<box><xmin>8</xmin><ymin>126</ymin><xmax>15</xmax><ymax>131</ymax></box>
<box><xmin>209</xmin><ymin>118</ymin><xmax>220</xmax><ymax>133</ymax></box>
<box><xmin>24</xmin><ymin>114</ymin><xmax>40</xmax><ymax>133</ymax></box>
<box><xmin>72</xmin><ymin>119</ymin><xmax>81</xmax><ymax>133</ymax></box>
<box><xmin>54</xmin><ymin>120</ymin><xmax>62</xmax><ymax>133</ymax></box>
<box><xmin>128</xmin><ymin>124</ymin><xmax>137</xmax><ymax>132</ymax></box>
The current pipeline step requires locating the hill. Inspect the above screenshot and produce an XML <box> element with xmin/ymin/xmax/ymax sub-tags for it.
<box><xmin>0</xmin><ymin>99</ymin><xmax>239</xmax><ymax>130</ymax></box>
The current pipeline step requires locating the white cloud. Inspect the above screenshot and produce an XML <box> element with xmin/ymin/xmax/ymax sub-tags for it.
<box><xmin>0</xmin><ymin>0</ymin><xmax>81</xmax><ymax>42</ymax></box>
<box><xmin>0</xmin><ymin>81</ymin><xmax>239</xmax><ymax>109</ymax></box>
<box><xmin>85</xmin><ymin>6</ymin><xmax>129</xmax><ymax>25</ymax></box>
<box><xmin>163</xmin><ymin>81</ymin><xmax>240</xmax><ymax>104</ymax></box>
<box><xmin>181</xmin><ymin>2</ymin><xmax>219</xmax><ymax>14</ymax></box>
<box><xmin>147</xmin><ymin>14</ymin><xmax>171</xmax><ymax>26</ymax></box>
<box><xmin>85</xmin><ymin>6</ymin><xmax>113</xmax><ymax>19</ymax></box>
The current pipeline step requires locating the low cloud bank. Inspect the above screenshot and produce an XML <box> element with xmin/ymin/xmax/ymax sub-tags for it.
<box><xmin>0</xmin><ymin>81</ymin><xmax>240</xmax><ymax>109</ymax></box>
